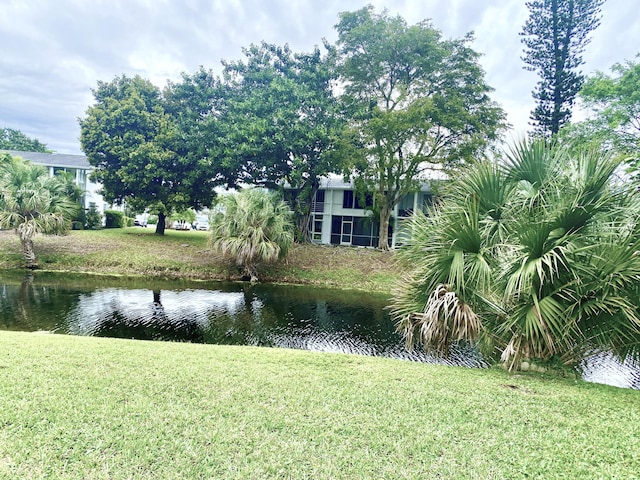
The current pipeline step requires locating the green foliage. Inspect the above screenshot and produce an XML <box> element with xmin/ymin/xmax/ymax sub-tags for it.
<box><xmin>104</xmin><ymin>210</ymin><xmax>125</xmax><ymax>229</ymax></box>
<box><xmin>392</xmin><ymin>139</ymin><xmax>640</xmax><ymax>370</ymax></box>
<box><xmin>0</xmin><ymin>127</ymin><xmax>51</xmax><ymax>152</ymax></box>
<box><xmin>209</xmin><ymin>188</ymin><xmax>294</xmax><ymax>282</ymax></box>
<box><xmin>217</xmin><ymin>42</ymin><xmax>346</xmax><ymax>241</ymax></box>
<box><xmin>521</xmin><ymin>0</ymin><xmax>604</xmax><ymax>136</ymax></box>
<box><xmin>79</xmin><ymin>75</ymin><xmax>220</xmax><ymax>236</ymax></box>
<box><xmin>568</xmin><ymin>54</ymin><xmax>640</xmax><ymax>174</ymax></box>
<box><xmin>54</xmin><ymin>170</ymin><xmax>85</xmax><ymax>225</ymax></box>
<box><xmin>85</xmin><ymin>203</ymin><xmax>102</xmax><ymax>230</ymax></box>
<box><xmin>169</xmin><ymin>208</ymin><xmax>196</xmax><ymax>225</ymax></box>
<box><xmin>335</xmin><ymin>6</ymin><xmax>506</xmax><ymax>249</ymax></box>
<box><xmin>0</xmin><ymin>155</ymin><xmax>76</xmax><ymax>268</ymax></box>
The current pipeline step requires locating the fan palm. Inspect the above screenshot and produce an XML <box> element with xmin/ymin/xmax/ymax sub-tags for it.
<box><xmin>0</xmin><ymin>156</ymin><xmax>77</xmax><ymax>268</ymax></box>
<box><xmin>392</xmin><ymin>139</ymin><xmax>640</xmax><ymax>370</ymax></box>
<box><xmin>209</xmin><ymin>187</ymin><xmax>294</xmax><ymax>282</ymax></box>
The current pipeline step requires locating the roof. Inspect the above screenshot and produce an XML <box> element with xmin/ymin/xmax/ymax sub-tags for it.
<box><xmin>1</xmin><ymin>150</ymin><xmax>92</xmax><ymax>170</ymax></box>
<box><xmin>318</xmin><ymin>173</ymin><xmax>431</xmax><ymax>192</ymax></box>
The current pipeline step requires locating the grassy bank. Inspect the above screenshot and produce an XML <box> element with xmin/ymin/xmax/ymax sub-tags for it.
<box><xmin>1</xmin><ymin>331</ymin><xmax>639</xmax><ymax>479</ymax></box>
<box><xmin>0</xmin><ymin>228</ymin><xmax>399</xmax><ymax>293</ymax></box>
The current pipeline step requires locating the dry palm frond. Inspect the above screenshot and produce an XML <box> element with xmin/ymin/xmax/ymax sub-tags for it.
<box><xmin>400</xmin><ymin>284</ymin><xmax>483</xmax><ymax>356</ymax></box>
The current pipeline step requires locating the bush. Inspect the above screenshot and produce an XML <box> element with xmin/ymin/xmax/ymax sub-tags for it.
<box><xmin>392</xmin><ymin>139</ymin><xmax>640</xmax><ymax>371</ymax></box>
<box><xmin>104</xmin><ymin>210</ymin><xmax>125</xmax><ymax>229</ymax></box>
<box><xmin>85</xmin><ymin>203</ymin><xmax>102</xmax><ymax>230</ymax></box>
<box><xmin>71</xmin><ymin>221</ymin><xmax>84</xmax><ymax>230</ymax></box>
<box><xmin>209</xmin><ymin>188</ymin><xmax>294</xmax><ymax>282</ymax></box>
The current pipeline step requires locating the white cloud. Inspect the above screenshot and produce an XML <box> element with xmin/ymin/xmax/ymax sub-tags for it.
<box><xmin>0</xmin><ymin>0</ymin><xmax>636</xmax><ymax>154</ymax></box>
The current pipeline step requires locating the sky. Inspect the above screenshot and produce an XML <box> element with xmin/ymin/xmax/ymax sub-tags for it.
<box><xmin>1</xmin><ymin>0</ymin><xmax>638</xmax><ymax>155</ymax></box>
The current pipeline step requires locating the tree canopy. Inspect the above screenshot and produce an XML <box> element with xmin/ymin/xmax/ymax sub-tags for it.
<box><xmin>335</xmin><ymin>5</ymin><xmax>506</xmax><ymax>249</ymax></box>
<box><xmin>0</xmin><ymin>127</ymin><xmax>51</xmax><ymax>153</ymax></box>
<box><xmin>78</xmin><ymin>8</ymin><xmax>510</xmax><ymax>248</ymax></box>
<box><xmin>521</xmin><ymin>0</ymin><xmax>604</xmax><ymax>136</ymax></box>
<box><xmin>79</xmin><ymin>75</ymin><xmax>221</xmax><ymax>234</ymax></box>
<box><xmin>577</xmin><ymin>55</ymin><xmax>640</xmax><ymax>170</ymax></box>
<box><xmin>218</xmin><ymin>42</ymin><xmax>346</xmax><ymax>241</ymax></box>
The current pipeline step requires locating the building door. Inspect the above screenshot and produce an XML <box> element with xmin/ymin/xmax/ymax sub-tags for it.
<box><xmin>341</xmin><ymin>217</ymin><xmax>353</xmax><ymax>245</ymax></box>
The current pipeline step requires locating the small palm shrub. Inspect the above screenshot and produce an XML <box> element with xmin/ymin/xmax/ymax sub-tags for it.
<box><xmin>209</xmin><ymin>188</ymin><xmax>294</xmax><ymax>282</ymax></box>
<box><xmin>391</xmin><ymin>139</ymin><xmax>640</xmax><ymax>371</ymax></box>
<box><xmin>0</xmin><ymin>155</ymin><xmax>77</xmax><ymax>268</ymax></box>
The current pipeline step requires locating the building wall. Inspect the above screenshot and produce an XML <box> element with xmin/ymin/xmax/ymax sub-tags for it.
<box><xmin>308</xmin><ymin>187</ymin><xmax>431</xmax><ymax>248</ymax></box>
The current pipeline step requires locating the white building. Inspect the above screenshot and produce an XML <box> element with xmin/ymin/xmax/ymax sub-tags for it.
<box><xmin>304</xmin><ymin>176</ymin><xmax>432</xmax><ymax>248</ymax></box>
<box><xmin>2</xmin><ymin>150</ymin><xmax>110</xmax><ymax>215</ymax></box>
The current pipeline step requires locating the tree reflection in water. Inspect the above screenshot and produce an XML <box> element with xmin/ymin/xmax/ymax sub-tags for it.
<box><xmin>0</xmin><ymin>273</ymin><xmax>638</xmax><ymax>389</ymax></box>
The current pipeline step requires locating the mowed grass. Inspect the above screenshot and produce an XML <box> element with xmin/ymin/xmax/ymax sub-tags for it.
<box><xmin>0</xmin><ymin>331</ymin><xmax>638</xmax><ymax>479</ymax></box>
<box><xmin>0</xmin><ymin>228</ymin><xmax>399</xmax><ymax>293</ymax></box>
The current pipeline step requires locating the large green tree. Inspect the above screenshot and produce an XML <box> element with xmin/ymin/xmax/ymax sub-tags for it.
<box><xmin>0</xmin><ymin>127</ymin><xmax>51</xmax><ymax>153</ymax></box>
<box><xmin>219</xmin><ymin>42</ymin><xmax>345</xmax><ymax>241</ymax></box>
<box><xmin>521</xmin><ymin>0</ymin><xmax>605</xmax><ymax>136</ymax></box>
<box><xmin>163</xmin><ymin>68</ymin><xmax>234</xmax><ymax>190</ymax></box>
<box><xmin>574</xmin><ymin>55</ymin><xmax>640</xmax><ymax>169</ymax></box>
<box><xmin>392</xmin><ymin>139</ymin><xmax>640</xmax><ymax>371</ymax></box>
<box><xmin>0</xmin><ymin>155</ymin><xmax>77</xmax><ymax>268</ymax></box>
<box><xmin>335</xmin><ymin>6</ymin><xmax>506</xmax><ymax>249</ymax></box>
<box><xmin>79</xmin><ymin>75</ymin><xmax>219</xmax><ymax>235</ymax></box>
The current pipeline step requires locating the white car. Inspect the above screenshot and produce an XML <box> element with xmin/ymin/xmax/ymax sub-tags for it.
<box><xmin>173</xmin><ymin>220</ymin><xmax>190</xmax><ymax>230</ymax></box>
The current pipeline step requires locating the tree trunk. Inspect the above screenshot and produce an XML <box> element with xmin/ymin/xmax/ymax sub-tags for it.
<box><xmin>377</xmin><ymin>204</ymin><xmax>392</xmax><ymax>250</ymax></box>
<box><xmin>245</xmin><ymin>264</ymin><xmax>259</xmax><ymax>283</ymax></box>
<box><xmin>155</xmin><ymin>212</ymin><xmax>166</xmax><ymax>235</ymax></box>
<box><xmin>20</xmin><ymin>237</ymin><xmax>38</xmax><ymax>269</ymax></box>
<box><xmin>294</xmin><ymin>180</ymin><xmax>320</xmax><ymax>243</ymax></box>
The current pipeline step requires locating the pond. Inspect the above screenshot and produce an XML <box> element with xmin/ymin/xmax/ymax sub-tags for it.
<box><xmin>1</xmin><ymin>273</ymin><xmax>638</xmax><ymax>390</ymax></box>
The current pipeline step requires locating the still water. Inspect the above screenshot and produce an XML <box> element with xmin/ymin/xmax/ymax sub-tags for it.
<box><xmin>1</xmin><ymin>273</ymin><xmax>638</xmax><ymax>389</ymax></box>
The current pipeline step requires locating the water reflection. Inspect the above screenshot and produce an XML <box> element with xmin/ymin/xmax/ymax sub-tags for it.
<box><xmin>1</xmin><ymin>273</ymin><xmax>638</xmax><ymax>389</ymax></box>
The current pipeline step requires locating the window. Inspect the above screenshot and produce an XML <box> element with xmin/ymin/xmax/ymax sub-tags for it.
<box><xmin>398</xmin><ymin>193</ymin><xmax>415</xmax><ymax>218</ymax></box>
<box><xmin>330</xmin><ymin>215</ymin><xmax>354</xmax><ymax>245</ymax></box>
<box><xmin>355</xmin><ymin>192</ymin><xmax>374</xmax><ymax>209</ymax></box>
<box><xmin>342</xmin><ymin>190</ymin><xmax>354</xmax><ymax>209</ymax></box>
<box><xmin>343</xmin><ymin>190</ymin><xmax>373</xmax><ymax>209</ymax></box>
<box><xmin>309</xmin><ymin>214</ymin><xmax>323</xmax><ymax>243</ymax></box>
<box><xmin>312</xmin><ymin>190</ymin><xmax>325</xmax><ymax>213</ymax></box>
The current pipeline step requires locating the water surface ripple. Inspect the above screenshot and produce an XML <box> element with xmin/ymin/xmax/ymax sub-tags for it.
<box><xmin>0</xmin><ymin>275</ymin><xmax>637</xmax><ymax>389</ymax></box>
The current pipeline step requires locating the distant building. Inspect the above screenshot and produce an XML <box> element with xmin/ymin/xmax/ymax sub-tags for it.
<box><xmin>1</xmin><ymin>150</ymin><xmax>111</xmax><ymax>215</ymax></box>
<box><xmin>299</xmin><ymin>175</ymin><xmax>432</xmax><ymax>248</ymax></box>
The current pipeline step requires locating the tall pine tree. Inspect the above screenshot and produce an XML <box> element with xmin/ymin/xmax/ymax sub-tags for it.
<box><xmin>521</xmin><ymin>0</ymin><xmax>604</xmax><ymax>136</ymax></box>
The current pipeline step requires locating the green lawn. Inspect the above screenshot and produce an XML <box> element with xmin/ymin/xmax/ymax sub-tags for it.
<box><xmin>1</xmin><ymin>331</ymin><xmax>638</xmax><ymax>479</ymax></box>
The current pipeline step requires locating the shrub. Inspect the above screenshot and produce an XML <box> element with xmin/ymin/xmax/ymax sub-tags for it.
<box><xmin>85</xmin><ymin>203</ymin><xmax>102</xmax><ymax>230</ymax></box>
<box><xmin>391</xmin><ymin>139</ymin><xmax>640</xmax><ymax>371</ymax></box>
<box><xmin>209</xmin><ymin>188</ymin><xmax>294</xmax><ymax>282</ymax></box>
<box><xmin>104</xmin><ymin>210</ymin><xmax>125</xmax><ymax>228</ymax></box>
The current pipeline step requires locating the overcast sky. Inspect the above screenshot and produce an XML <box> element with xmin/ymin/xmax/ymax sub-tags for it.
<box><xmin>1</xmin><ymin>0</ymin><xmax>638</xmax><ymax>155</ymax></box>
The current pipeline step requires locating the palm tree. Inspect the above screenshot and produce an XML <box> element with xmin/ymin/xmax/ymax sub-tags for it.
<box><xmin>0</xmin><ymin>156</ymin><xmax>77</xmax><ymax>268</ymax></box>
<box><xmin>391</xmin><ymin>139</ymin><xmax>640</xmax><ymax>370</ymax></box>
<box><xmin>209</xmin><ymin>187</ymin><xmax>294</xmax><ymax>283</ymax></box>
